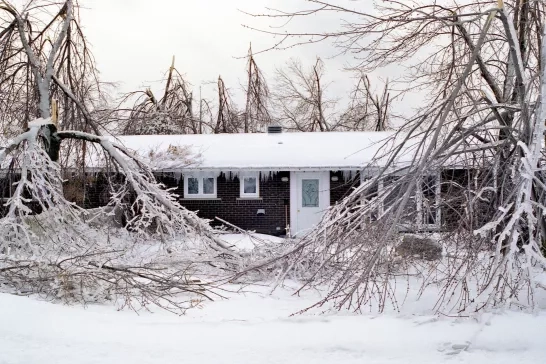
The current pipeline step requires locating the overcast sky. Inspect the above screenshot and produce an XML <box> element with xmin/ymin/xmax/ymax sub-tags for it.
<box><xmin>67</xmin><ymin>0</ymin><xmax>428</xmax><ymax>121</ymax></box>
<box><xmin>79</xmin><ymin>0</ymin><xmax>357</xmax><ymax>108</ymax></box>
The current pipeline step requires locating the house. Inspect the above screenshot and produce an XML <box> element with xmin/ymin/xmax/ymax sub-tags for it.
<box><xmin>99</xmin><ymin>127</ymin><xmax>422</xmax><ymax>237</ymax></box>
<box><xmin>0</xmin><ymin>125</ymin><xmax>480</xmax><ymax>235</ymax></box>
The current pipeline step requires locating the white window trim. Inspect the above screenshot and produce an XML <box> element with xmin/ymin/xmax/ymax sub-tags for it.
<box><xmin>184</xmin><ymin>175</ymin><xmax>217</xmax><ymax>198</ymax></box>
<box><xmin>416</xmin><ymin>173</ymin><xmax>441</xmax><ymax>228</ymax></box>
<box><xmin>239</xmin><ymin>173</ymin><xmax>260</xmax><ymax>198</ymax></box>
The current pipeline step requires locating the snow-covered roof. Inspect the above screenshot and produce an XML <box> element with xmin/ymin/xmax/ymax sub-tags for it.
<box><xmin>111</xmin><ymin>131</ymin><xmax>414</xmax><ymax>172</ymax></box>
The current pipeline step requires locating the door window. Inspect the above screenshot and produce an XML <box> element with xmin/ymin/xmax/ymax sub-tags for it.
<box><xmin>302</xmin><ymin>179</ymin><xmax>319</xmax><ymax>207</ymax></box>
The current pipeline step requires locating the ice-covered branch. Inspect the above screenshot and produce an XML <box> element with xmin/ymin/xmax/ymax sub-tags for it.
<box><xmin>0</xmin><ymin>118</ymin><xmax>242</xmax><ymax>313</ymax></box>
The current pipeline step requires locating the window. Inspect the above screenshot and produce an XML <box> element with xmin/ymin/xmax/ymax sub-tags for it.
<box><xmin>187</xmin><ymin>177</ymin><xmax>199</xmax><ymax>195</ymax></box>
<box><xmin>203</xmin><ymin>178</ymin><xmax>215</xmax><ymax>194</ymax></box>
<box><xmin>416</xmin><ymin>173</ymin><xmax>441</xmax><ymax>227</ymax></box>
<box><xmin>359</xmin><ymin>175</ymin><xmax>399</xmax><ymax>222</ymax></box>
<box><xmin>184</xmin><ymin>175</ymin><xmax>217</xmax><ymax>198</ymax></box>
<box><xmin>240</xmin><ymin>174</ymin><xmax>259</xmax><ymax>198</ymax></box>
<box><xmin>301</xmin><ymin>179</ymin><xmax>319</xmax><ymax>207</ymax></box>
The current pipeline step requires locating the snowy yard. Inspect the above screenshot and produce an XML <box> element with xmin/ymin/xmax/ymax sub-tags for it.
<box><xmin>1</xmin><ymin>282</ymin><xmax>545</xmax><ymax>364</ymax></box>
<box><xmin>2</xmin><ymin>0</ymin><xmax>546</xmax><ymax>363</ymax></box>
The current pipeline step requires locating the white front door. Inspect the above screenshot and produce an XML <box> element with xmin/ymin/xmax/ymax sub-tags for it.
<box><xmin>290</xmin><ymin>172</ymin><xmax>330</xmax><ymax>237</ymax></box>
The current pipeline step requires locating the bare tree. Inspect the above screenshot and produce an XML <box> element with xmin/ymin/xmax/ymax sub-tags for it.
<box><xmin>339</xmin><ymin>75</ymin><xmax>392</xmax><ymax>131</ymax></box>
<box><xmin>0</xmin><ymin>0</ymin><xmax>104</xmax><ymax>135</ymax></box>
<box><xmin>273</xmin><ymin>58</ymin><xmax>334</xmax><ymax>132</ymax></box>
<box><xmin>214</xmin><ymin>75</ymin><xmax>241</xmax><ymax>133</ymax></box>
<box><xmin>0</xmin><ymin>0</ymin><xmax>113</xmax><ymax>210</ymax></box>
<box><xmin>0</xmin><ymin>1</ymin><xmax>242</xmax><ymax>313</ymax></box>
<box><xmin>243</xmin><ymin>44</ymin><xmax>272</xmax><ymax>132</ymax></box>
<box><xmin>197</xmin><ymin>86</ymin><xmax>214</xmax><ymax>134</ymax></box>
<box><xmin>243</xmin><ymin>0</ymin><xmax>546</xmax><ymax>314</ymax></box>
<box><xmin>117</xmin><ymin>57</ymin><xmax>204</xmax><ymax>135</ymax></box>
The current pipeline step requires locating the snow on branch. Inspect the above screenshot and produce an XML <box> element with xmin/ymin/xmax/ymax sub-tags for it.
<box><xmin>237</xmin><ymin>2</ymin><xmax>546</xmax><ymax>315</ymax></box>
<box><xmin>0</xmin><ymin>119</ymin><xmax>241</xmax><ymax>313</ymax></box>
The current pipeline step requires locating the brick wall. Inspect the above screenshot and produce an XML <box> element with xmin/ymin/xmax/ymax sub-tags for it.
<box><xmin>0</xmin><ymin>172</ymin><xmax>43</xmax><ymax>216</ymax></box>
<box><xmin>82</xmin><ymin>173</ymin><xmax>122</xmax><ymax>209</ymax></box>
<box><xmin>1</xmin><ymin>168</ymin><xmax>477</xmax><ymax>233</ymax></box>
<box><xmin>53</xmin><ymin>171</ymin><xmax>356</xmax><ymax>234</ymax></box>
<box><xmin>330</xmin><ymin>171</ymin><xmax>360</xmax><ymax>205</ymax></box>
<box><xmin>440</xmin><ymin>168</ymin><xmax>484</xmax><ymax>230</ymax></box>
<box><xmin>45</xmin><ymin>169</ymin><xmax>360</xmax><ymax>235</ymax></box>
<box><xmin>156</xmin><ymin>172</ymin><xmax>291</xmax><ymax>236</ymax></box>
<box><xmin>0</xmin><ymin>174</ymin><xmax>13</xmax><ymax>216</ymax></box>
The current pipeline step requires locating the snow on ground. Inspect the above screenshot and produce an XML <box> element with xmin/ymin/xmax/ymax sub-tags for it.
<box><xmin>220</xmin><ymin>232</ymin><xmax>285</xmax><ymax>251</ymax></box>
<box><xmin>1</xmin><ymin>280</ymin><xmax>545</xmax><ymax>364</ymax></box>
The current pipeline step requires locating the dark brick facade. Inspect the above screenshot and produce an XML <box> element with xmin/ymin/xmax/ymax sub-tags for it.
<box><xmin>79</xmin><ymin>173</ymin><xmax>125</xmax><ymax>209</ymax></box>
<box><xmin>330</xmin><ymin>171</ymin><xmax>360</xmax><ymax>206</ymax></box>
<box><xmin>156</xmin><ymin>172</ymin><xmax>291</xmax><ymax>236</ymax></box>
<box><xmin>0</xmin><ymin>172</ymin><xmax>43</xmax><ymax>216</ymax></box>
<box><xmin>0</xmin><ymin>170</ymin><xmax>359</xmax><ymax>233</ymax></box>
<box><xmin>0</xmin><ymin>174</ymin><xmax>13</xmax><ymax>216</ymax></box>
<box><xmin>1</xmin><ymin>167</ymin><xmax>477</xmax><ymax>234</ymax></box>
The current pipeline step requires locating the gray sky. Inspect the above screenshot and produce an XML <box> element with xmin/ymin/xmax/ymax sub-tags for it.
<box><xmin>77</xmin><ymin>0</ymin><xmax>423</xmax><ymax>119</ymax></box>
<box><xmin>80</xmin><ymin>0</ymin><xmax>353</xmax><ymax>107</ymax></box>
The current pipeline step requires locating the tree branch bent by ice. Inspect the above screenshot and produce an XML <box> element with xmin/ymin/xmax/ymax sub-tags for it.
<box><xmin>0</xmin><ymin>119</ymin><xmax>240</xmax><ymax>313</ymax></box>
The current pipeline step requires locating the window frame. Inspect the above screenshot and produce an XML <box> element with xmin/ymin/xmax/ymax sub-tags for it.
<box><xmin>239</xmin><ymin>173</ymin><xmax>260</xmax><ymax>198</ymax></box>
<box><xmin>183</xmin><ymin>175</ymin><xmax>217</xmax><ymax>198</ymax></box>
<box><xmin>415</xmin><ymin>173</ymin><xmax>441</xmax><ymax>228</ymax></box>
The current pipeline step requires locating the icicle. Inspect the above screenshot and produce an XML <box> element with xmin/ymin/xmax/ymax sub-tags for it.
<box><xmin>338</xmin><ymin>169</ymin><xmax>358</xmax><ymax>182</ymax></box>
